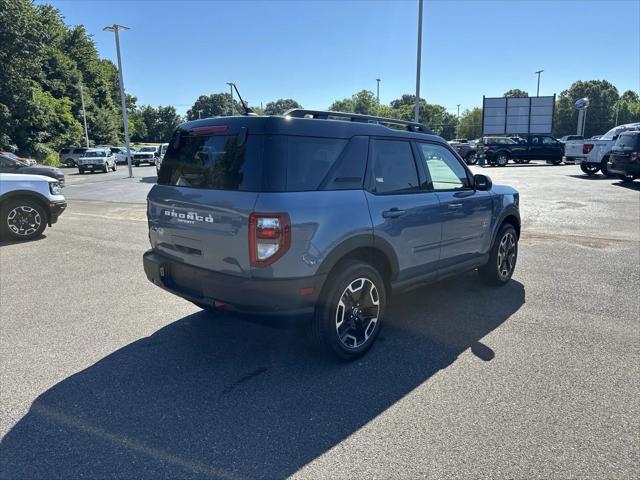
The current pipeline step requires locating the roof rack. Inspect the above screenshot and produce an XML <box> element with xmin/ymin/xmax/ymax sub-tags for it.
<box><xmin>283</xmin><ymin>109</ymin><xmax>433</xmax><ymax>134</ymax></box>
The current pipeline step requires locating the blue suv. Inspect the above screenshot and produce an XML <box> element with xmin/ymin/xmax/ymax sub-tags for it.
<box><xmin>143</xmin><ymin>110</ymin><xmax>520</xmax><ymax>360</ymax></box>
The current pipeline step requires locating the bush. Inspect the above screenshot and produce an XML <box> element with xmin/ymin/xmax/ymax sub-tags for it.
<box><xmin>32</xmin><ymin>144</ymin><xmax>61</xmax><ymax>167</ymax></box>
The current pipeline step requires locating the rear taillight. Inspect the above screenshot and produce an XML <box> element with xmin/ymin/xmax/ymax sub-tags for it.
<box><xmin>583</xmin><ymin>144</ymin><xmax>594</xmax><ymax>154</ymax></box>
<box><xmin>630</xmin><ymin>151</ymin><xmax>639</xmax><ymax>162</ymax></box>
<box><xmin>249</xmin><ymin>213</ymin><xmax>291</xmax><ymax>267</ymax></box>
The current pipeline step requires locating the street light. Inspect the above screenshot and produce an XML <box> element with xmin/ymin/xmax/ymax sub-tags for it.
<box><xmin>415</xmin><ymin>0</ymin><xmax>424</xmax><ymax>122</ymax></box>
<box><xmin>535</xmin><ymin>69</ymin><xmax>544</xmax><ymax>97</ymax></box>
<box><xmin>103</xmin><ymin>24</ymin><xmax>133</xmax><ymax>178</ymax></box>
<box><xmin>226</xmin><ymin>82</ymin><xmax>235</xmax><ymax>116</ymax></box>
<box><xmin>376</xmin><ymin>78</ymin><xmax>381</xmax><ymax>105</ymax></box>
<box><xmin>456</xmin><ymin>104</ymin><xmax>461</xmax><ymax>138</ymax></box>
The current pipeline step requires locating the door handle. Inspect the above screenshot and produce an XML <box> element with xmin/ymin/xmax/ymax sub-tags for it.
<box><xmin>382</xmin><ymin>208</ymin><xmax>406</xmax><ymax>219</ymax></box>
<box><xmin>448</xmin><ymin>203</ymin><xmax>463</xmax><ymax>209</ymax></box>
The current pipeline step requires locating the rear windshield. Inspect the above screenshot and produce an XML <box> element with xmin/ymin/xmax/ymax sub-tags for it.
<box><xmin>158</xmin><ymin>134</ymin><xmax>263</xmax><ymax>191</ymax></box>
<box><xmin>615</xmin><ymin>133</ymin><xmax>640</xmax><ymax>149</ymax></box>
<box><xmin>158</xmin><ymin>132</ymin><xmax>349</xmax><ymax>192</ymax></box>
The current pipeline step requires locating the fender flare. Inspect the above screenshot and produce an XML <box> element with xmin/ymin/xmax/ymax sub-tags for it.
<box><xmin>492</xmin><ymin>205</ymin><xmax>521</xmax><ymax>241</ymax></box>
<box><xmin>0</xmin><ymin>190</ymin><xmax>53</xmax><ymax>223</ymax></box>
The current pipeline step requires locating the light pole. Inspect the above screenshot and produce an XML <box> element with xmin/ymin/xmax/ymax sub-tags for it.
<box><xmin>414</xmin><ymin>0</ymin><xmax>424</xmax><ymax>123</ymax></box>
<box><xmin>376</xmin><ymin>78</ymin><xmax>381</xmax><ymax>105</ymax></box>
<box><xmin>535</xmin><ymin>69</ymin><xmax>544</xmax><ymax>97</ymax></box>
<box><xmin>456</xmin><ymin>104</ymin><xmax>461</xmax><ymax>138</ymax></box>
<box><xmin>79</xmin><ymin>83</ymin><xmax>90</xmax><ymax>148</ymax></box>
<box><xmin>226</xmin><ymin>82</ymin><xmax>235</xmax><ymax>116</ymax></box>
<box><xmin>103</xmin><ymin>24</ymin><xmax>133</xmax><ymax>178</ymax></box>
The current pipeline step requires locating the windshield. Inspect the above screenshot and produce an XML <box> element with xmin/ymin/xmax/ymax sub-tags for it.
<box><xmin>84</xmin><ymin>151</ymin><xmax>106</xmax><ymax>158</ymax></box>
<box><xmin>139</xmin><ymin>147</ymin><xmax>157</xmax><ymax>152</ymax></box>
<box><xmin>601</xmin><ymin>125</ymin><xmax>639</xmax><ymax>141</ymax></box>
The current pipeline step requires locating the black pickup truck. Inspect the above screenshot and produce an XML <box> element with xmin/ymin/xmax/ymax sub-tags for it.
<box><xmin>477</xmin><ymin>134</ymin><xmax>564</xmax><ymax>166</ymax></box>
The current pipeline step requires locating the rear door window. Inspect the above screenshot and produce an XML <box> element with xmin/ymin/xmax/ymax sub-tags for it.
<box><xmin>158</xmin><ymin>134</ymin><xmax>263</xmax><ymax>191</ymax></box>
<box><xmin>264</xmin><ymin>136</ymin><xmax>347</xmax><ymax>191</ymax></box>
<box><xmin>368</xmin><ymin>139</ymin><xmax>420</xmax><ymax>194</ymax></box>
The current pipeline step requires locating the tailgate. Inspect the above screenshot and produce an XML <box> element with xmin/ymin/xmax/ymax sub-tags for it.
<box><xmin>147</xmin><ymin>185</ymin><xmax>257</xmax><ymax>276</ymax></box>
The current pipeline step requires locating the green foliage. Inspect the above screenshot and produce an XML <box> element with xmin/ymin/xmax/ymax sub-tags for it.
<box><xmin>186</xmin><ymin>93</ymin><xmax>239</xmax><ymax>120</ymax></box>
<box><xmin>264</xmin><ymin>98</ymin><xmax>302</xmax><ymax>115</ymax></box>
<box><xmin>330</xmin><ymin>90</ymin><xmax>378</xmax><ymax>115</ymax></box>
<box><xmin>503</xmin><ymin>89</ymin><xmax>529</xmax><ymax>97</ymax></box>
<box><xmin>457</xmin><ymin>108</ymin><xmax>483</xmax><ymax>140</ymax></box>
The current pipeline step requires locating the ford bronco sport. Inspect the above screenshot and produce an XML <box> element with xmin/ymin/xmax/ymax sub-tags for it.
<box><xmin>144</xmin><ymin>110</ymin><xmax>520</xmax><ymax>360</ymax></box>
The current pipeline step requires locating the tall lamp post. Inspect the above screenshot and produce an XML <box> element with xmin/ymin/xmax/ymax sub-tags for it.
<box><xmin>376</xmin><ymin>78</ymin><xmax>381</xmax><ymax>105</ymax></box>
<box><xmin>103</xmin><ymin>24</ymin><xmax>133</xmax><ymax>178</ymax></box>
<box><xmin>414</xmin><ymin>0</ymin><xmax>424</xmax><ymax>123</ymax></box>
<box><xmin>79</xmin><ymin>83</ymin><xmax>90</xmax><ymax>148</ymax></box>
<box><xmin>226</xmin><ymin>82</ymin><xmax>235</xmax><ymax>116</ymax></box>
<box><xmin>535</xmin><ymin>69</ymin><xmax>544</xmax><ymax>97</ymax></box>
<box><xmin>456</xmin><ymin>104</ymin><xmax>461</xmax><ymax>138</ymax></box>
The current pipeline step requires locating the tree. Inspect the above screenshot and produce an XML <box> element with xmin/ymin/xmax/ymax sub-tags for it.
<box><xmin>186</xmin><ymin>93</ymin><xmax>239</xmax><ymax>120</ymax></box>
<box><xmin>613</xmin><ymin>90</ymin><xmax>640</xmax><ymax>126</ymax></box>
<box><xmin>329</xmin><ymin>98</ymin><xmax>354</xmax><ymax>113</ymax></box>
<box><xmin>503</xmin><ymin>89</ymin><xmax>529</xmax><ymax>97</ymax></box>
<box><xmin>457</xmin><ymin>108</ymin><xmax>483</xmax><ymax>140</ymax></box>
<box><xmin>554</xmin><ymin>80</ymin><xmax>620</xmax><ymax>138</ymax></box>
<box><xmin>264</xmin><ymin>98</ymin><xmax>302</xmax><ymax>115</ymax></box>
<box><xmin>330</xmin><ymin>90</ymin><xmax>378</xmax><ymax>115</ymax></box>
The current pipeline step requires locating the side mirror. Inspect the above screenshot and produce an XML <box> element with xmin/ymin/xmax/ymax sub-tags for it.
<box><xmin>474</xmin><ymin>174</ymin><xmax>492</xmax><ymax>191</ymax></box>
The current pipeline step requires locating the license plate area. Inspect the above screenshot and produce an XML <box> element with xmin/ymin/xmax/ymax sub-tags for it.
<box><xmin>166</xmin><ymin>263</ymin><xmax>203</xmax><ymax>298</ymax></box>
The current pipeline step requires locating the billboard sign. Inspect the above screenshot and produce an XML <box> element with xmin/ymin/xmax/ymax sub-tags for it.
<box><xmin>482</xmin><ymin>95</ymin><xmax>555</xmax><ymax>135</ymax></box>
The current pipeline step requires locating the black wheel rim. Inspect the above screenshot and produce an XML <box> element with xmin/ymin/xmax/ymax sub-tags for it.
<box><xmin>7</xmin><ymin>206</ymin><xmax>41</xmax><ymax>237</ymax></box>
<box><xmin>335</xmin><ymin>277</ymin><xmax>380</xmax><ymax>349</ymax></box>
<box><xmin>497</xmin><ymin>232</ymin><xmax>517</xmax><ymax>280</ymax></box>
<box><xmin>498</xmin><ymin>154</ymin><xmax>508</xmax><ymax>165</ymax></box>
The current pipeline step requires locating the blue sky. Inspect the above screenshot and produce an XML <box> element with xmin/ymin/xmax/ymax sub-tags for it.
<box><xmin>45</xmin><ymin>0</ymin><xmax>640</xmax><ymax>116</ymax></box>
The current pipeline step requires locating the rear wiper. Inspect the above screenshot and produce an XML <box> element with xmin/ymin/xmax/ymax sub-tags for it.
<box><xmin>231</xmin><ymin>84</ymin><xmax>257</xmax><ymax>116</ymax></box>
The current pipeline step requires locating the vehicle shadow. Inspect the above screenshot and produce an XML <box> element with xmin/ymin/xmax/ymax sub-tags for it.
<box><xmin>0</xmin><ymin>234</ymin><xmax>47</xmax><ymax>247</ymax></box>
<box><xmin>613</xmin><ymin>180</ymin><xmax>640</xmax><ymax>191</ymax></box>
<box><xmin>0</xmin><ymin>273</ymin><xmax>525</xmax><ymax>479</ymax></box>
<box><xmin>567</xmin><ymin>174</ymin><xmax>611</xmax><ymax>180</ymax></box>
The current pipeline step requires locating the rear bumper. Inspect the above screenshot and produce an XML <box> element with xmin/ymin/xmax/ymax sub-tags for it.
<box><xmin>608</xmin><ymin>160</ymin><xmax>640</xmax><ymax>177</ymax></box>
<box><xmin>143</xmin><ymin>249</ymin><xmax>324</xmax><ymax>318</ymax></box>
<box><xmin>563</xmin><ymin>156</ymin><xmax>585</xmax><ymax>164</ymax></box>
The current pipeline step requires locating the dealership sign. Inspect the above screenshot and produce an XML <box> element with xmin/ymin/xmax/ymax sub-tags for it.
<box><xmin>482</xmin><ymin>95</ymin><xmax>556</xmax><ymax>135</ymax></box>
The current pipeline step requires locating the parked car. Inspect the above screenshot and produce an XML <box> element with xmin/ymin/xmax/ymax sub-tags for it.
<box><xmin>476</xmin><ymin>134</ymin><xmax>563</xmax><ymax>166</ymax></box>
<box><xmin>0</xmin><ymin>153</ymin><xmax>65</xmax><ymax>186</ymax></box>
<box><xmin>111</xmin><ymin>146</ymin><xmax>137</xmax><ymax>165</ymax></box>
<box><xmin>451</xmin><ymin>142</ymin><xmax>478</xmax><ymax>165</ymax></box>
<box><xmin>143</xmin><ymin>110</ymin><xmax>520</xmax><ymax>360</ymax></box>
<box><xmin>133</xmin><ymin>146</ymin><xmax>160</xmax><ymax>166</ymax></box>
<box><xmin>607</xmin><ymin>130</ymin><xmax>640</xmax><ymax>182</ymax></box>
<box><xmin>77</xmin><ymin>148</ymin><xmax>117</xmax><ymax>174</ymax></box>
<box><xmin>0</xmin><ymin>151</ymin><xmax>37</xmax><ymax>166</ymax></box>
<box><xmin>564</xmin><ymin>122</ymin><xmax>640</xmax><ymax>175</ymax></box>
<box><xmin>558</xmin><ymin>135</ymin><xmax>584</xmax><ymax>143</ymax></box>
<box><xmin>0</xmin><ymin>173</ymin><xmax>66</xmax><ymax>240</ymax></box>
<box><xmin>154</xmin><ymin>143</ymin><xmax>170</xmax><ymax>174</ymax></box>
<box><xmin>58</xmin><ymin>147</ymin><xmax>89</xmax><ymax>167</ymax></box>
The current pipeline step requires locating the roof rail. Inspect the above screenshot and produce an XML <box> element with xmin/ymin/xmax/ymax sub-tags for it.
<box><xmin>283</xmin><ymin>109</ymin><xmax>433</xmax><ymax>134</ymax></box>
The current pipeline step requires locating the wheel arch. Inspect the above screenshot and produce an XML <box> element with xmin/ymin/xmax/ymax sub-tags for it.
<box><xmin>0</xmin><ymin>190</ymin><xmax>52</xmax><ymax>225</ymax></box>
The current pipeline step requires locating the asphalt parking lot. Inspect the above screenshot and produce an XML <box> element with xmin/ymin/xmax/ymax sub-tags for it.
<box><xmin>1</xmin><ymin>162</ymin><xmax>638</xmax><ymax>478</ymax></box>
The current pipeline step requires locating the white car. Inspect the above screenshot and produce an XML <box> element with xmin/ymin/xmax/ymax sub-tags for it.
<box><xmin>564</xmin><ymin>122</ymin><xmax>640</xmax><ymax>175</ymax></box>
<box><xmin>0</xmin><ymin>173</ymin><xmax>66</xmax><ymax>240</ymax></box>
<box><xmin>77</xmin><ymin>148</ymin><xmax>117</xmax><ymax>174</ymax></box>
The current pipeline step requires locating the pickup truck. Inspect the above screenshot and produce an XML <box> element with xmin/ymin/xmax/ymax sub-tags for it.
<box><xmin>564</xmin><ymin>122</ymin><xmax>640</xmax><ymax>176</ymax></box>
<box><xmin>476</xmin><ymin>134</ymin><xmax>564</xmax><ymax>166</ymax></box>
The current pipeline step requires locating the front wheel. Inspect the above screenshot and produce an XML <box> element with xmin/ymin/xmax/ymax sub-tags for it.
<box><xmin>495</xmin><ymin>153</ymin><xmax>509</xmax><ymax>167</ymax></box>
<box><xmin>311</xmin><ymin>260</ymin><xmax>386</xmax><ymax>361</ymax></box>
<box><xmin>600</xmin><ymin>157</ymin><xmax>615</xmax><ymax>177</ymax></box>
<box><xmin>580</xmin><ymin>162</ymin><xmax>600</xmax><ymax>175</ymax></box>
<box><xmin>0</xmin><ymin>198</ymin><xmax>47</xmax><ymax>241</ymax></box>
<box><xmin>465</xmin><ymin>153</ymin><xmax>478</xmax><ymax>165</ymax></box>
<box><xmin>479</xmin><ymin>224</ymin><xmax>518</xmax><ymax>286</ymax></box>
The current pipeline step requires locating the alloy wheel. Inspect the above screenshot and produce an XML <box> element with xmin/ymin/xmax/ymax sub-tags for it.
<box><xmin>335</xmin><ymin>277</ymin><xmax>380</xmax><ymax>349</ymax></box>
<box><xmin>7</xmin><ymin>206</ymin><xmax>42</xmax><ymax>237</ymax></box>
<box><xmin>497</xmin><ymin>232</ymin><xmax>517</xmax><ymax>280</ymax></box>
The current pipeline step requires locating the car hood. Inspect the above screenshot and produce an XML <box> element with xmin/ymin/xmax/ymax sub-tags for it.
<box><xmin>20</xmin><ymin>166</ymin><xmax>64</xmax><ymax>177</ymax></box>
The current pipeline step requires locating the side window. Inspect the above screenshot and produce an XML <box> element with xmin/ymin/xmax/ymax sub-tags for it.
<box><xmin>419</xmin><ymin>143</ymin><xmax>470</xmax><ymax>191</ymax></box>
<box><xmin>320</xmin><ymin>136</ymin><xmax>368</xmax><ymax>190</ymax></box>
<box><xmin>369</xmin><ymin>139</ymin><xmax>420</xmax><ymax>194</ymax></box>
<box><xmin>541</xmin><ymin>136</ymin><xmax>555</xmax><ymax>145</ymax></box>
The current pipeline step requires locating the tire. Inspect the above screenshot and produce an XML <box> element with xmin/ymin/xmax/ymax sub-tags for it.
<box><xmin>495</xmin><ymin>152</ymin><xmax>509</xmax><ymax>167</ymax></box>
<box><xmin>78</xmin><ymin>168</ymin><xmax>84</xmax><ymax>174</ymax></box>
<box><xmin>311</xmin><ymin>260</ymin><xmax>386</xmax><ymax>361</ymax></box>
<box><xmin>103</xmin><ymin>165</ymin><xmax>109</xmax><ymax>173</ymax></box>
<box><xmin>112</xmin><ymin>162</ymin><xmax>117</xmax><ymax>171</ymax></box>
<box><xmin>134</xmin><ymin>161</ymin><xmax>140</xmax><ymax>167</ymax></box>
<box><xmin>65</xmin><ymin>158</ymin><xmax>75</xmax><ymax>167</ymax></box>
<box><xmin>513</xmin><ymin>158</ymin><xmax>522</xmax><ymax>164</ymax></box>
<box><xmin>552</xmin><ymin>158</ymin><xmax>563</xmax><ymax>165</ymax></box>
<box><xmin>521</xmin><ymin>159</ymin><xmax>531</xmax><ymax>164</ymax></box>
<box><xmin>600</xmin><ymin>157</ymin><xmax>615</xmax><ymax>177</ymax></box>
<box><xmin>580</xmin><ymin>162</ymin><xmax>600</xmax><ymax>175</ymax></box>
<box><xmin>618</xmin><ymin>174</ymin><xmax>635</xmax><ymax>183</ymax></box>
<box><xmin>0</xmin><ymin>198</ymin><xmax>47</xmax><ymax>241</ymax></box>
<box><xmin>465</xmin><ymin>153</ymin><xmax>478</xmax><ymax>165</ymax></box>
<box><xmin>479</xmin><ymin>224</ymin><xmax>518</xmax><ymax>286</ymax></box>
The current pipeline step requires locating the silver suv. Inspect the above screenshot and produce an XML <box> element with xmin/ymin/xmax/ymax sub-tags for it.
<box><xmin>77</xmin><ymin>149</ymin><xmax>117</xmax><ymax>174</ymax></box>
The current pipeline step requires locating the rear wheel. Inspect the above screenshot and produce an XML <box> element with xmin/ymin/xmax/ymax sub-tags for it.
<box><xmin>64</xmin><ymin>158</ymin><xmax>75</xmax><ymax>167</ymax></box>
<box><xmin>580</xmin><ymin>162</ymin><xmax>600</xmax><ymax>175</ymax></box>
<box><xmin>134</xmin><ymin>161</ymin><xmax>140</xmax><ymax>167</ymax></box>
<box><xmin>601</xmin><ymin>157</ymin><xmax>615</xmax><ymax>177</ymax></box>
<box><xmin>0</xmin><ymin>198</ymin><xmax>47</xmax><ymax>241</ymax></box>
<box><xmin>479</xmin><ymin>224</ymin><xmax>518</xmax><ymax>286</ymax></box>
<box><xmin>465</xmin><ymin>153</ymin><xmax>478</xmax><ymax>165</ymax></box>
<box><xmin>495</xmin><ymin>152</ymin><xmax>509</xmax><ymax>167</ymax></box>
<box><xmin>311</xmin><ymin>260</ymin><xmax>386</xmax><ymax>361</ymax></box>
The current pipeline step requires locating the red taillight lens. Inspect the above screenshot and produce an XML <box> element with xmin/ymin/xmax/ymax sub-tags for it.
<box><xmin>583</xmin><ymin>143</ymin><xmax>594</xmax><ymax>154</ymax></box>
<box><xmin>249</xmin><ymin>213</ymin><xmax>291</xmax><ymax>267</ymax></box>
